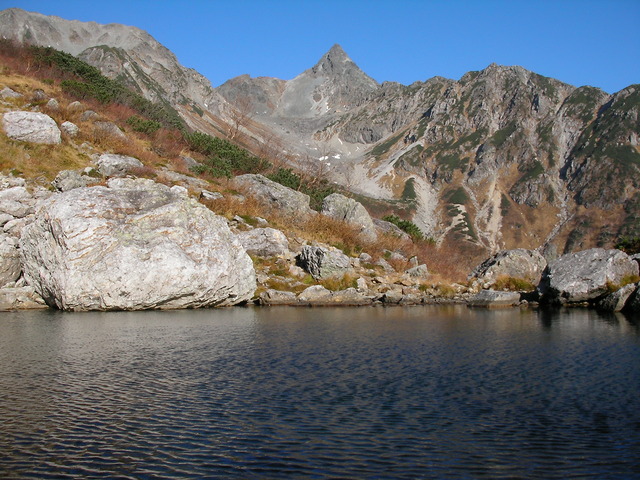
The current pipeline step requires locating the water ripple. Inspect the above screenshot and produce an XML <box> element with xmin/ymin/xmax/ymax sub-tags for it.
<box><xmin>1</xmin><ymin>307</ymin><xmax>639</xmax><ymax>479</ymax></box>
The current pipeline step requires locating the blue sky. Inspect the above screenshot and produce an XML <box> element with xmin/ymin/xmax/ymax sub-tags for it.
<box><xmin>2</xmin><ymin>0</ymin><xmax>639</xmax><ymax>93</ymax></box>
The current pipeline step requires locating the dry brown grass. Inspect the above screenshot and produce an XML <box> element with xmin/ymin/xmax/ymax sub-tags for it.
<box><xmin>0</xmin><ymin>135</ymin><xmax>91</xmax><ymax>182</ymax></box>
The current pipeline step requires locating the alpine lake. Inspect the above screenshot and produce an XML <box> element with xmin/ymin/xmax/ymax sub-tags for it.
<box><xmin>1</xmin><ymin>305</ymin><xmax>639</xmax><ymax>479</ymax></box>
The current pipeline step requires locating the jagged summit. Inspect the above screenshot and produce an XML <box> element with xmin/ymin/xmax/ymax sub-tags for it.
<box><xmin>310</xmin><ymin>44</ymin><xmax>378</xmax><ymax>88</ymax></box>
<box><xmin>312</xmin><ymin>44</ymin><xmax>353</xmax><ymax>74</ymax></box>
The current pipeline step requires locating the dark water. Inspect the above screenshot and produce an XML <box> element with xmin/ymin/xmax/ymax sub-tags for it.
<box><xmin>1</xmin><ymin>306</ymin><xmax>639</xmax><ymax>479</ymax></box>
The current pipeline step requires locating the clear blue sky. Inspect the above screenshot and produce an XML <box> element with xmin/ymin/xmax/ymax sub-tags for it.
<box><xmin>2</xmin><ymin>0</ymin><xmax>639</xmax><ymax>93</ymax></box>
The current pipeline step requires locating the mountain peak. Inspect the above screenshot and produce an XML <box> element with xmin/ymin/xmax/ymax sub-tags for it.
<box><xmin>309</xmin><ymin>44</ymin><xmax>378</xmax><ymax>89</ymax></box>
<box><xmin>311</xmin><ymin>44</ymin><xmax>354</xmax><ymax>75</ymax></box>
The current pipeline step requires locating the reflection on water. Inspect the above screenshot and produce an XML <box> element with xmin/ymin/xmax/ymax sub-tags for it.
<box><xmin>1</xmin><ymin>306</ymin><xmax>639</xmax><ymax>479</ymax></box>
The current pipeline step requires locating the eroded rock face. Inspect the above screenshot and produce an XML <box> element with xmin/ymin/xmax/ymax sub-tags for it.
<box><xmin>234</xmin><ymin>174</ymin><xmax>314</xmax><ymax>217</ymax></box>
<box><xmin>2</xmin><ymin>111</ymin><xmax>61</xmax><ymax>144</ymax></box>
<box><xmin>20</xmin><ymin>178</ymin><xmax>256</xmax><ymax>311</ymax></box>
<box><xmin>321</xmin><ymin>193</ymin><xmax>377</xmax><ymax>241</ymax></box>
<box><xmin>539</xmin><ymin>248</ymin><xmax>639</xmax><ymax>304</ymax></box>
<box><xmin>0</xmin><ymin>234</ymin><xmax>21</xmax><ymax>287</ymax></box>
<box><xmin>470</xmin><ymin>249</ymin><xmax>547</xmax><ymax>287</ymax></box>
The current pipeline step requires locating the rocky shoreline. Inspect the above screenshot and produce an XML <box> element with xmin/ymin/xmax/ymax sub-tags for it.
<box><xmin>1</xmin><ymin>167</ymin><xmax>638</xmax><ymax>314</ymax></box>
<box><xmin>1</xmin><ymin>98</ymin><xmax>639</xmax><ymax>315</ymax></box>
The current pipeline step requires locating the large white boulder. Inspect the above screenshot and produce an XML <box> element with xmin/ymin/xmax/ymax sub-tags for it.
<box><xmin>470</xmin><ymin>248</ymin><xmax>547</xmax><ymax>287</ymax></box>
<box><xmin>96</xmin><ymin>153</ymin><xmax>143</xmax><ymax>177</ymax></box>
<box><xmin>321</xmin><ymin>193</ymin><xmax>377</xmax><ymax>241</ymax></box>
<box><xmin>234</xmin><ymin>174</ymin><xmax>314</xmax><ymax>217</ymax></box>
<box><xmin>2</xmin><ymin>111</ymin><xmax>61</xmax><ymax>144</ymax></box>
<box><xmin>236</xmin><ymin>227</ymin><xmax>289</xmax><ymax>257</ymax></box>
<box><xmin>539</xmin><ymin>248</ymin><xmax>639</xmax><ymax>304</ymax></box>
<box><xmin>20</xmin><ymin>178</ymin><xmax>256</xmax><ymax>311</ymax></box>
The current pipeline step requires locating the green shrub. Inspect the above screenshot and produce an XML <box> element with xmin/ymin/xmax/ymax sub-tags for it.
<box><xmin>126</xmin><ymin>116</ymin><xmax>161</xmax><ymax>134</ymax></box>
<box><xmin>615</xmin><ymin>236</ymin><xmax>640</xmax><ymax>254</ymax></box>
<box><xmin>267</xmin><ymin>168</ymin><xmax>301</xmax><ymax>190</ymax></box>
<box><xmin>30</xmin><ymin>45</ymin><xmax>183</xmax><ymax>129</ymax></box>
<box><xmin>185</xmin><ymin>131</ymin><xmax>270</xmax><ymax>177</ymax></box>
<box><xmin>382</xmin><ymin>214</ymin><xmax>424</xmax><ymax>241</ymax></box>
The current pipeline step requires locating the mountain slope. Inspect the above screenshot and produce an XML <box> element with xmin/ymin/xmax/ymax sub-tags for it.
<box><xmin>1</xmin><ymin>7</ymin><xmax>638</xmax><ymax>257</ymax></box>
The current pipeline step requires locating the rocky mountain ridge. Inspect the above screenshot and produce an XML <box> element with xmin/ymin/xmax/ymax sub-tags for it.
<box><xmin>1</xmin><ymin>7</ymin><xmax>638</xmax><ymax>257</ymax></box>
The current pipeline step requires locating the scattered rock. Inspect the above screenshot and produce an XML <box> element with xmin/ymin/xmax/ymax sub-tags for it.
<box><xmin>237</xmin><ymin>227</ymin><xmax>289</xmax><ymax>257</ymax></box>
<box><xmin>31</xmin><ymin>89</ymin><xmax>47</xmax><ymax>102</ymax></box>
<box><xmin>470</xmin><ymin>248</ymin><xmax>547</xmax><ymax>287</ymax></box>
<box><xmin>45</xmin><ymin>98</ymin><xmax>60</xmax><ymax>111</ymax></box>
<box><xmin>321</xmin><ymin>193</ymin><xmax>377</xmax><ymax>241</ymax></box>
<box><xmin>1</xmin><ymin>87</ymin><xmax>22</xmax><ymax>99</ymax></box>
<box><xmin>200</xmin><ymin>190</ymin><xmax>223</xmax><ymax>201</ymax></box>
<box><xmin>330</xmin><ymin>287</ymin><xmax>373</xmax><ymax>305</ymax></box>
<box><xmin>234</xmin><ymin>174</ymin><xmax>314</xmax><ymax>217</ymax></box>
<box><xmin>94</xmin><ymin>121</ymin><xmax>127</xmax><ymax>141</ymax></box>
<box><xmin>96</xmin><ymin>153</ymin><xmax>143</xmax><ymax>177</ymax></box>
<box><xmin>20</xmin><ymin>178</ymin><xmax>256</xmax><ymax>311</ymax></box>
<box><xmin>468</xmin><ymin>289</ymin><xmax>521</xmax><ymax>307</ymax></box>
<box><xmin>259</xmin><ymin>289</ymin><xmax>298</xmax><ymax>305</ymax></box>
<box><xmin>539</xmin><ymin>248</ymin><xmax>639</xmax><ymax>304</ymax></box>
<box><xmin>0</xmin><ymin>187</ymin><xmax>35</xmax><ymax>218</ymax></box>
<box><xmin>373</xmin><ymin>218</ymin><xmax>411</xmax><ymax>240</ymax></box>
<box><xmin>359</xmin><ymin>252</ymin><xmax>373</xmax><ymax>263</ymax></box>
<box><xmin>52</xmin><ymin>170</ymin><xmax>101</xmax><ymax>192</ymax></box>
<box><xmin>298</xmin><ymin>285</ymin><xmax>333</xmax><ymax>303</ymax></box>
<box><xmin>80</xmin><ymin>110</ymin><xmax>99</xmax><ymax>121</ymax></box>
<box><xmin>406</xmin><ymin>264</ymin><xmax>429</xmax><ymax>278</ymax></box>
<box><xmin>2</xmin><ymin>111</ymin><xmax>61</xmax><ymax>144</ymax></box>
<box><xmin>297</xmin><ymin>245</ymin><xmax>351</xmax><ymax>279</ymax></box>
<box><xmin>60</xmin><ymin>120</ymin><xmax>79</xmax><ymax>137</ymax></box>
<box><xmin>375</xmin><ymin>257</ymin><xmax>395</xmax><ymax>273</ymax></box>
<box><xmin>0</xmin><ymin>174</ymin><xmax>26</xmax><ymax>188</ymax></box>
<box><xmin>596</xmin><ymin>283</ymin><xmax>637</xmax><ymax>312</ymax></box>
<box><xmin>380</xmin><ymin>290</ymin><xmax>404</xmax><ymax>304</ymax></box>
<box><xmin>67</xmin><ymin>101</ymin><xmax>83</xmax><ymax>111</ymax></box>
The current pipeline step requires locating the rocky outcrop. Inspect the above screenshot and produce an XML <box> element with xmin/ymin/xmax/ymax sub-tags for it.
<box><xmin>625</xmin><ymin>286</ymin><xmax>640</xmax><ymax>313</ymax></box>
<box><xmin>297</xmin><ymin>245</ymin><xmax>352</xmax><ymax>280</ymax></box>
<box><xmin>596</xmin><ymin>283</ymin><xmax>637</xmax><ymax>312</ymax></box>
<box><xmin>234</xmin><ymin>174</ymin><xmax>314</xmax><ymax>217</ymax></box>
<box><xmin>0</xmin><ymin>186</ymin><xmax>35</xmax><ymax>219</ymax></box>
<box><xmin>321</xmin><ymin>193</ymin><xmax>377</xmax><ymax>241</ymax></box>
<box><xmin>96</xmin><ymin>153</ymin><xmax>143</xmax><ymax>177</ymax></box>
<box><xmin>52</xmin><ymin>169</ymin><xmax>101</xmax><ymax>192</ymax></box>
<box><xmin>19</xmin><ymin>178</ymin><xmax>256</xmax><ymax>311</ymax></box>
<box><xmin>0</xmin><ymin>234</ymin><xmax>21</xmax><ymax>287</ymax></box>
<box><xmin>2</xmin><ymin>111</ymin><xmax>61</xmax><ymax>144</ymax></box>
<box><xmin>0</xmin><ymin>286</ymin><xmax>47</xmax><ymax>311</ymax></box>
<box><xmin>468</xmin><ymin>290</ymin><xmax>521</xmax><ymax>308</ymax></box>
<box><xmin>539</xmin><ymin>248</ymin><xmax>639</xmax><ymax>304</ymax></box>
<box><xmin>236</xmin><ymin>227</ymin><xmax>289</xmax><ymax>257</ymax></box>
<box><xmin>470</xmin><ymin>249</ymin><xmax>547</xmax><ymax>287</ymax></box>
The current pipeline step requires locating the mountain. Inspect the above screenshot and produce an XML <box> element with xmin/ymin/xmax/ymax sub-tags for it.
<box><xmin>0</xmin><ymin>8</ymin><xmax>223</xmax><ymax>129</ymax></box>
<box><xmin>1</xmin><ymin>8</ymin><xmax>638</xmax><ymax>257</ymax></box>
